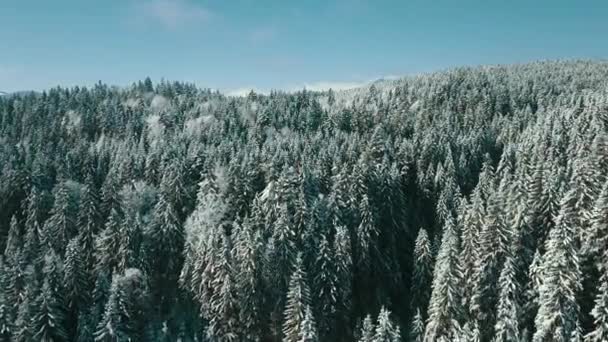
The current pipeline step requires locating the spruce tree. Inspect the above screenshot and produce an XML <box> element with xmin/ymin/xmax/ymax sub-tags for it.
<box><xmin>358</xmin><ymin>315</ymin><xmax>375</xmax><ymax>342</ymax></box>
<box><xmin>584</xmin><ymin>252</ymin><xmax>608</xmax><ymax>342</ymax></box>
<box><xmin>32</xmin><ymin>251</ymin><xmax>68</xmax><ymax>342</ymax></box>
<box><xmin>410</xmin><ymin>228</ymin><xmax>433</xmax><ymax>319</ymax></box>
<box><xmin>410</xmin><ymin>309</ymin><xmax>424</xmax><ymax>342</ymax></box>
<box><xmin>425</xmin><ymin>217</ymin><xmax>462</xmax><ymax>342</ymax></box>
<box><xmin>95</xmin><ymin>268</ymin><xmax>148</xmax><ymax>341</ymax></box>
<box><xmin>283</xmin><ymin>254</ymin><xmax>311</xmax><ymax>342</ymax></box>
<box><xmin>533</xmin><ymin>190</ymin><xmax>582</xmax><ymax>342</ymax></box>
<box><xmin>373</xmin><ymin>307</ymin><xmax>401</xmax><ymax>342</ymax></box>
<box><xmin>0</xmin><ymin>259</ymin><xmax>12</xmax><ymax>342</ymax></box>
<box><xmin>493</xmin><ymin>245</ymin><xmax>521</xmax><ymax>342</ymax></box>
<box><xmin>313</xmin><ymin>233</ymin><xmax>339</xmax><ymax>340</ymax></box>
<box><xmin>206</xmin><ymin>233</ymin><xmax>241</xmax><ymax>342</ymax></box>
<box><xmin>298</xmin><ymin>306</ymin><xmax>318</xmax><ymax>342</ymax></box>
<box><xmin>232</xmin><ymin>221</ymin><xmax>263</xmax><ymax>341</ymax></box>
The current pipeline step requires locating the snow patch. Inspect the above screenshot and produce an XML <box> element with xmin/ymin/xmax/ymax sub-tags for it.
<box><xmin>150</xmin><ymin>95</ymin><xmax>170</xmax><ymax>111</ymax></box>
<box><xmin>146</xmin><ymin>114</ymin><xmax>165</xmax><ymax>143</ymax></box>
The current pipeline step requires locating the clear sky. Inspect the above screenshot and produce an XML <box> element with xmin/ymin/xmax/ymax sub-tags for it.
<box><xmin>1</xmin><ymin>0</ymin><xmax>607</xmax><ymax>93</ymax></box>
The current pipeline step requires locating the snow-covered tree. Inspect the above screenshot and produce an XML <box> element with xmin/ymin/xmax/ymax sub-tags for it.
<box><xmin>283</xmin><ymin>254</ymin><xmax>311</xmax><ymax>342</ymax></box>
<box><xmin>533</xmin><ymin>190</ymin><xmax>582</xmax><ymax>342</ymax></box>
<box><xmin>425</xmin><ymin>217</ymin><xmax>462</xmax><ymax>342</ymax></box>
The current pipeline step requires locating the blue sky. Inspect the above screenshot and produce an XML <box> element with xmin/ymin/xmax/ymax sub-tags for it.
<box><xmin>1</xmin><ymin>0</ymin><xmax>607</xmax><ymax>93</ymax></box>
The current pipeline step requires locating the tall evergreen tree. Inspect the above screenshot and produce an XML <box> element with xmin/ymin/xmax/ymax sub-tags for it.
<box><xmin>283</xmin><ymin>254</ymin><xmax>312</xmax><ymax>342</ymax></box>
<box><xmin>493</xmin><ymin>244</ymin><xmax>521</xmax><ymax>342</ymax></box>
<box><xmin>373</xmin><ymin>307</ymin><xmax>401</xmax><ymax>342</ymax></box>
<box><xmin>410</xmin><ymin>228</ymin><xmax>433</xmax><ymax>319</ymax></box>
<box><xmin>31</xmin><ymin>250</ymin><xmax>68</xmax><ymax>342</ymax></box>
<box><xmin>584</xmin><ymin>252</ymin><xmax>608</xmax><ymax>342</ymax></box>
<box><xmin>425</xmin><ymin>217</ymin><xmax>462</xmax><ymax>342</ymax></box>
<box><xmin>206</xmin><ymin>233</ymin><xmax>241</xmax><ymax>342</ymax></box>
<box><xmin>358</xmin><ymin>315</ymin><xmax>375</xmax><ymax>342</ymax></box>
<box><xmin>298</xmin><ymin>306</ymin><xmax>318</xmax><ymax>342</ymax></box>
<box><xmin>533</xmin><ymin>190</ymin><xmax>582</xmax><ymax>342</ymax></box>
<box><xmin>410</xmin><ymin>309</ymin><xmax>424</xmax><ymax>342</ymax></box>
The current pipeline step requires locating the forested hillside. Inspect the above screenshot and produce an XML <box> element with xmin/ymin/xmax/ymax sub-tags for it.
<box><xmin>0</xmin><ymin>60</ymin><xmax>607</xmax><ymax>341</ymax></box>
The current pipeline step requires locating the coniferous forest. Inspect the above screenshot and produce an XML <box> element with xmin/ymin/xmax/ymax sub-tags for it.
<box><xmin>1</xmin><ymin>60</ymin><xmax>608</xmax><ymax>341</ymax></box>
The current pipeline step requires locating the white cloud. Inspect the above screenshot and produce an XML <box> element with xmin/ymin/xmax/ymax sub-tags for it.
<box><xmin>226</xmin><ymin>87</ymin><xmax>267</xmax><ymax>97</ymax></box>
<box><xmin>139</xmin><ymin>0</ymin><xmax>212</xmax><ymax>29</ymax></box>
<box><xmin>224</xmin><ymin>74</ymin><xmax>404</xmax><ymax>97</ymax></box>
<box><xmin>298</xmin><ymin>81</ymin><xmax>367</xmax><ymax>92</ymax></box>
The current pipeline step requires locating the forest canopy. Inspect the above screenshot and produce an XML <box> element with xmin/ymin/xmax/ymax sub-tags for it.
<box><xmin>0</xmin><ymin>60</ymin><xmax>607</xmax><ymax>341</ymax></box>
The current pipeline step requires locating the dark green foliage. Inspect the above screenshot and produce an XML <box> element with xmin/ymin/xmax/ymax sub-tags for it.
<box><xmin>0</xmin><ymin>61</ymin><xmax>606</xmax><ymax>341</ymax></box>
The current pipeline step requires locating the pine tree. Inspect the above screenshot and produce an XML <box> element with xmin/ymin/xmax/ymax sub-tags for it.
<box><xmin>78</xmin><ymin>174</ymin><xmax>100</xmax><ymax>286</ymax></box>
<box><xmin>459</xmin><ymin>187</ymin><xmax>484</xmax><ymax>316</ymax></box>
<box><xmin>13</xmin><ymin>266</ymin><xmax>39</xmax><ymax>342</ymax></box>
<box><xmin>283</xmin><ymin>254</ymin><xmax>312</xmax><ymax>342</ymax></box>
<box><xmin>583</xmin><ymin>180</ymin><xmax>608</xmax><ymax>269</ymax></box>
<box><xmin>410</xmin><ymin>309</ymin><xmax>424</xmax><ymax>342</ymax></box>
<box><xmin>313</xmin><ymin>233</ymin><xmax>339</xmax><ymax>340</ymax></box>
<box><xmin>233</xmin><ymin>220</ymin><xmax>263</xmax><ymax>341</ymax></box>
<box><xmin>32</xmin><ymin>251</ymin><xmax>68</xmax><ymax>342</ymax></box>
<box><xmin>95</xmin><ymin>208</ymin><xmax>122</xmax><ymax>274</ymax></box>
<box><xmin>584</xmin><ymin>252</ymin><xmax>608</xmax><ymax>342</ymax></box>
<box><xmin>95</xmin><ymin>268</ymin><xmax>148</xmax><ymax>341</ymax></box>
<box><xmin>0</xmin><ymin>258</ymin><xmax>12</xmax><ymax>342</ymax></box>
<box><xmin>373</xmin><ymin>307</ymin><xmax>400</xmax><ymax>342</ymax></box>
<box><xmin>333</xmin><ymin>224</ymin><xmax>353</xmax><ymax>337</ymax></box>
<box><xmin>4</xmin><ymin>216</ymin><xmax>21</xmax><ymax>258</ymax></box>
<box><xmin>43</xmin><ymin>181</ymin><xmax>77</xmax><ymax>254</ymax></box>
<box><xmin>493</xmin><ymin>245</ymin><xmax>521</xmax><ymax>342</ymax></box>
<box><xmin>410</xmin><ymin>228</ymin><xmax>433</xmax><ymax>319</ymax></box>
<box><xmin>267</xmin><ymin>204</ymin><xmax>297</xmax><ymax>316</ymax></box>
<box><xmin>206</xmin><ymin>233</ymin><xmax>241</xmax><ymax>342</ymax></box>
<box><xmin>23</xmin><ymin>187</ymin><xmax>42</xmax><ymax>265</ymax></box>
<box><xmin>358</xmin><ymin>315</ymin><xmax>375</xmax><ymax>342</ymax></box>
<box><xmin>298</xmin><ymin>306</ymin><xmax>318</xmax><ymax>342</ymax></box>
<box><xmin>533</xmin><ymin>189</ymin><xmax>582</xmax><ymax>342</ymax></box>
<box><xmin>469</xmin><ymin>189</ymin><xmax>510</xmax><ymax>338</ymax></box>
<box><xmin>425</xmin><ymin>216</ymin><xmax>462</xmax><ymax>342</ymax></box>
<box><xmin>144</xmin><ymin>190</ymin><xmax>184</xmax><ymax>320</ymax></box>
<box><xmin>64</xmin><ymin>236</ymin><xmax>89</xmax><ymax>339</ymax></box>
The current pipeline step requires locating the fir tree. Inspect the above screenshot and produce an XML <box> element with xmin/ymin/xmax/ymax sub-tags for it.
<box><xmin>358</xmin><ymin>315</ymin><xmax>375</xmax><ymax>342</ymax></box>
<box><xmin>283</xmin><ymin>254</ymin><xmax>312</xmax><ymax>342</ymax></box>
<box><xmin>410</xmin><ymin>228</ymin><xmax>433</xmax><ymax>319</ymax></box>
<box><xmin>425</xmin><ymin>217</ymin><xmax>462</xmax><ymax>342</ymax></box>
<box><xmin>95</xmin><ymin>268</ymin><xmax>148</xmax><ymax>341</ymax></box>
<box><xmin>410</xmin><ymin>309</ymin><xmax>424</xmax><ymax>342</ymax></box>
<box><xmin>533</xmin><ymin>190</ymin><xmax>582</xmax><ymax>342</ymax></box>
<box><xmin>313</xmin><ymin>233</ymin><xmax>339</xmax><ymax>340</ymax></box>
<box><xmin>32</xmin><ymin>251</ymin><xmax>68</xmax><ymax>342</ymax></box>
<box><xmin>584</xmin><ymin>252</ymin><xmax>608</xmax><ymax>342</ymax></box>
<box><xmin>206</xmin><ymin>233</ymin><xmax>241</xmax><ymax>342</ymax></box>
<box><xmin>233</xmin><ymin>221</ymin><xmax>263</xmax><ymax>341</ymax></box>
<box><xmin>493</xmin><ymin>244</ymin><xmax>521</xmax><ymax>342</ymax></box>
<box><xmin>298</xmin><ymin>306</ymin><xmax>318</xmax><ymax>342</ymax></box>
<box><xmin>373</xmin><ymin>307</ymin><xmax>401</xmax><ymax>342</ymax></box>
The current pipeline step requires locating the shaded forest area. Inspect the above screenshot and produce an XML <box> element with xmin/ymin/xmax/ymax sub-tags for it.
<box><xmin>0</xmin><ymin>60</ymin><xmax>608</xmax><ymax>341</ymax></box>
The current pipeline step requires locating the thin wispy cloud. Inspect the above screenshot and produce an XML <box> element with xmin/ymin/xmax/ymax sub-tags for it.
<box><xmin>226</xmin><ymin>75</ymin><xmax>403</xmax><ymax>96</ymax></box>
<box><xmin>138</xmin><ymin>0</ymin><xmax>213</xmax><ymax>30</ymax></box>
<box><xmin>226</xmin><ymin>80</ymin><xmax>371</xmax><ymax>97</ymax></box>
<box><xmin>299</xmin><ymin>81</ymin><xmax>367</xmax><ymax>92</ymax></box>
<box><xmin>226</xmin><ymin>87</ymin><xmax>263</xmax><ymax>97</ymax></box>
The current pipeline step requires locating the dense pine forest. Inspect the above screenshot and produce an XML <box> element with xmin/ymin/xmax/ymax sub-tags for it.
<box><xmin>0</xmin><ymin>60</ymin><xmax>607</xmax><ymax>341</ymax></box>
